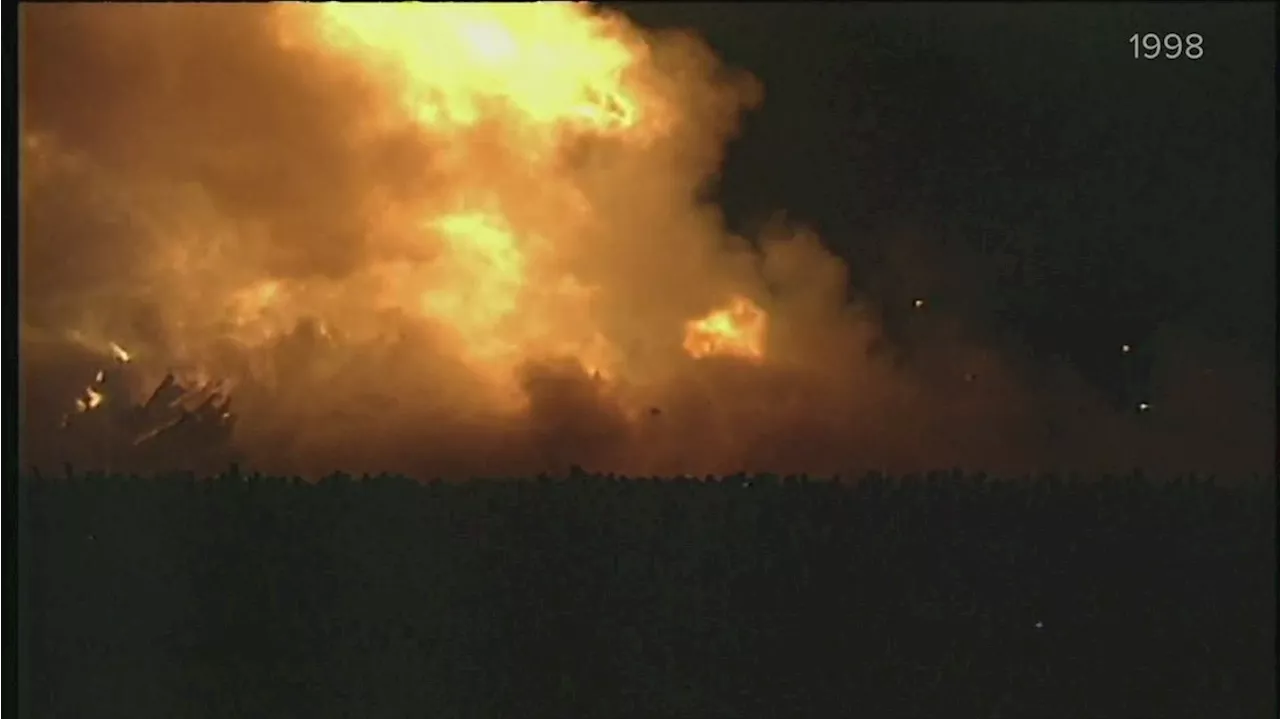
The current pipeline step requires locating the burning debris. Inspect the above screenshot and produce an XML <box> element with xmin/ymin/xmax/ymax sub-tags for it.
<box><xmin>682</xmin><ymin>295</ymin><xmax>768</xmax><ymax>363</ymax></box>
<box><xmin>58</xmin><ymin>343</ymin><xmax>238</xmax><ymax>471</ymax></box>
<box><xmin>109</xmin><ymin>341</ymin><xmax>131</xmax><ymax>364</ymax></box>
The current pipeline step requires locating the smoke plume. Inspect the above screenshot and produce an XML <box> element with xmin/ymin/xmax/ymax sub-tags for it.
<box><xmin>18</xmin><ymin>3</ymin><xmax>1273</xmax><ymax>477</ymax></box>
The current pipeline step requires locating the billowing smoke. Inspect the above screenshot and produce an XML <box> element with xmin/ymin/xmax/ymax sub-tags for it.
<box><xmin>19</xmin><ymin>3</ymin><xmax>1273</xmax><ymax>478</ymax></box>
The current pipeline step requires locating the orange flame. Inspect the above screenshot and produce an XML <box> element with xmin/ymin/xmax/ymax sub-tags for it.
<box><xmin>306</xmin><ymin>2</ymin><xmax>652</xmax><ymax>146</ymax></box>
<box><xmin>683</xmin><ymin>295</ymin><xmax>768</xmax><ymax>362</ymax></box>
<box><xmin>270</xmin><ymin>2</ymin><xmax>664</xmax><ymax>385</ymax></box>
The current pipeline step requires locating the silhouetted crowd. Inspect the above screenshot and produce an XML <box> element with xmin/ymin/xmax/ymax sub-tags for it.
<box><xmin>20</xmin><ymin>469</ymin><xmax>1276</xmax><ymax>718</ymax></box>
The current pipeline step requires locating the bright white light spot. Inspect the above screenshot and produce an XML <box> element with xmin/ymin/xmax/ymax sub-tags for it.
<box><xmin>913</xmin><ymin>298</ymin><xmax>925</xmax><ymax>309</ymax></box>
<box><xmin>1137</xmin><ymin>402</ymin><xmax>1150</xmax><ymax>412</ymax></box>
<box><xmin>1121</xmin><ymin>344</ymin><xmax>1131</xmax><ymax>354</ymax></box>
<box><xmin>109</xmin><ymin>342</ymin><xmax>132</xmax><ymax>364</ymax></box>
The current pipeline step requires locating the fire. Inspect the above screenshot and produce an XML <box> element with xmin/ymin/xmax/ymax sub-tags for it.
<box><xmin>683</xmin><ymin>295</ymin><xmax>768</xmax><ymax>362</ymax></box>
<box><xmin>109</xmin><ymin>342</ymin><xmax>132</xmax><ymax>364</ymax></box>
<box><xmin>79</xmin><ymin>387</ymin><xmax>104</xmax><ymax>412</ymax></box>
<box><xmin>267</xmin><ymin>1</ymin><xmax>666</xmax><ymax>382</ymax></box>
<box><xmin>26</xmin><ymin>2</ymin><xmax>784</xmax><ymax>469</ymax></box>
<box><xmin>305</xmin><ymin>2</ymin><xmax>651</xmax><ymax>142</ymax></box>
<box><xmin>417</xmin><ymin>211</ymin><xmax>528</xmax><ymax>361</ymax></box>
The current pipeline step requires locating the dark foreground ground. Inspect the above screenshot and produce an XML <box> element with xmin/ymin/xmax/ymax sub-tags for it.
<box><xmin>17</xmin><ymin>470</ymin><xmax>1277</xmax><ymax>718</ymax></box>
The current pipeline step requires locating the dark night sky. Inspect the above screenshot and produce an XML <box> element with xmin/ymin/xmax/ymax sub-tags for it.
<box><xmin>612</xmin><ymin>2</ymin><xmax>1276</xmax><ymax>402</ymax></box>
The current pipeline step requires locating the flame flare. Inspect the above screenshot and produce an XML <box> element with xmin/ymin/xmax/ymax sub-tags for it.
<box><xmin>77</xmin><ymin>387</ymin><xmax>104</xmax><ymax>413</ymax></box>
<box><xmin>308</xmin><ymin>2</ymin><xmax>648</xmax><ymax>139</ymax></box>
<box><xmin>270</xmin><ymin>1</ymin><xmax>674</xmax><ymax>383</ymax></box>
<box><xmin>682</xmin><ymin>295</ymin><xmax>768</xmax><ymax>362</ymax></box>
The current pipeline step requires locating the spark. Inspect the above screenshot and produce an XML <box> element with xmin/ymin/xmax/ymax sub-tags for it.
<box><xmin>109</xmin><ymin>342</ymin><xmax>132</xmax><ymax>364</ymax></box>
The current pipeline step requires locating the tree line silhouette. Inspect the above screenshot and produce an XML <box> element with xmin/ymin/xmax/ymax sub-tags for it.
<box><xmin>19</xmin><ymin>468</ymin><xmax>1276</xmax><ymax>718</ymax></box>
